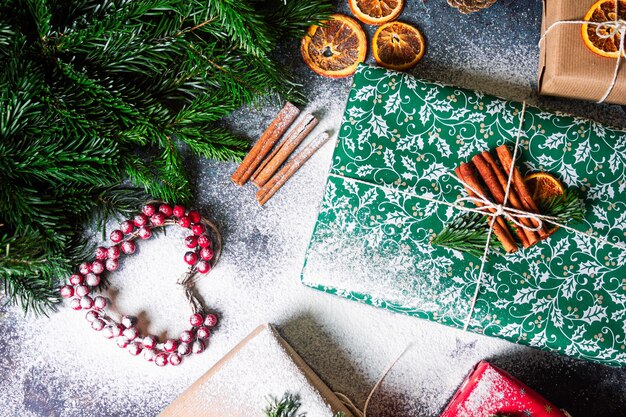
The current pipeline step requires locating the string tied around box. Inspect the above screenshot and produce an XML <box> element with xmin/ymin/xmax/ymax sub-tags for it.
<box><xmin>328</xmin><ymin>100</ymin><xmax>626</xmax><ymax>333</ymax></box>
<box><xmin>539</xmin><ymin>1</ymin><xmax>625</xmax><ymax>103</ymax></box>
<box><xmin>333</xmin><ymin>344</ymin><xmax>413</xmax><ymax>417</ymax></box>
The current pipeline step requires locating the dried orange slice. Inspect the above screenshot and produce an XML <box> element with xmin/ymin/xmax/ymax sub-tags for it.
<box><xmin>582</xmin><ymin>0</ymin><xmax>626</xmax><ymax>58</ymax></box>
<box><xmin>372</xmin><ymin>21</ymin><xmax>425</xmax><ymax>71</ymax></box>
<box><xmin>348</xmin><ymin>0</ymin><xmax>404</xmax><ymax>25</ymax></box>
<box><xmin>524</xmin><ymin>172</ymin><xmax>565</xmax><ymax>234</ymax></box>
<box><xmin>300</xmin><ymin>14</ymin><xmax>367</xmax><ymax>78</ymax></box>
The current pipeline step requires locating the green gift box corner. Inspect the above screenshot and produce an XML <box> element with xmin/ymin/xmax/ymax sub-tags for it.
<box><xmin>301</xmin><ymin>64</ymin><xmax>626</xmax><ymax>367</ymax></box>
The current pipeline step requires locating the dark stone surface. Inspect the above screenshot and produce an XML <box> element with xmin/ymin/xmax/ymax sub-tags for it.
<box><xmin>2</xmin><ymin>1</ymin><xmax>626</xmax><ymax>416</ymax></box>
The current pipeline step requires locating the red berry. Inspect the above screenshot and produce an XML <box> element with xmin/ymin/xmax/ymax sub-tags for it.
<box><xmin>85</xmin><ymin>273</ymin><xmax>100</xmax><ymax>287</ymax></box>
<box><xmin>69</xmin><ymin>298</ymin><xmax>82</xmax><ymax>310</ymax></box>
<box><xmin>197</xmin><ymin>235</ymin><xmax>211</xmax><ymax>248</ymax></box>
<box><xmin>204</xmin><ymin>314</ymin><xmax>218</xmax><ymax>327</ymax></box>
<box><xmin>133</xmin><ymin>213</ymin><xmax>148</xmax><ymax>227</ymax></box>
<box><xmin>128</xmin><ymin>342</ymin><xmax>143</xmax><ymax>356</ymax></box>
<box><xmin>80</xmin><ymin>295</ymin><xmax>94</xmax><ymax>309</ymax></box>
<box><xmin>121</xmin><ymin>241</ymin><xmax>136</xmax><ymax>254</ymax></box>
<box><xmin>110</xmin><ymin>230</ymin><xmax>124</xmax><ymax>243</ymax></box>
<box><xmin>69</xmin><ymin>274</ymin><xmax>83</xmax><ymax>285</ymax></box>
<box><xmin>197</xmin><ymin>261</ymin><xmax>211</xmax><ymax>274</ymax></box>
<box><xmin>143</xmin><ymin>349</ymin><xmax>156</xmax><ymax>362</ymax></box>
<box><xmin>143</xmin><ymin>335</ymin><xmax>157</xmax><ymax>349</ymax></box>
<box><xmin>120</xmin><ymin>220</ymin><xmax>134</xmax><ymax>234</ymax></box>
<box><xmin>95</xmin><ymin>247</ymin><xmax>108</xmax><ymax>260</ymax></box>
<box><xmin>196</xmin><ymin>327</ymin><xmax>210</xmax><ymax>339</ymax></box>
<box><xmin>178</xmin><ymin>343</ymin><xmax>191</xmax><ymax>356</ymax></box>
<box><xmin>121</xmin><ymin>315</ymin><xmax>135</xmax><ymax>328</ymax></box>
<box><xmin>173</xmin><ymin>205</ymin><xmax>186</xmax><ymax>217</ymax></box>
<box><xmin>192</xmin><ymin>224</ymin><xmax>206</xmax><ymax>236</ymax></box>
<box><xmin>185</xmin><ymin>236</ymin><xmax>198</xmax><ymax>248</ymax></box>
<box><xmin>79</xmin><ymin>262</ymin><xmax>91</xmax><ymax>275</ymax></box>
<box><xmin>188</xmin><ymin>211</ymin><xmax>201</xmax><ymax>223</ymax></box>
<box><xmin>199</xmin><ymin>247</ymin><xmax>214</xmax><ymax>261</ymax></box>
<box><xmin>91</xmin><ymin>260</ymin><xmax>105</xmax><ymax>274</ymax></box>
<box><xmin>116</xmin><ymin>337</ymin><xmax>130</xmax><ymax>349</ymax></box>
<box><xmin>150</xmin><ymin>212</ymin><xmax>166</xmax><ymax>226</ymax></box>
<box><xmin>163</xmin><ymin>339</ymin><xmax>178</xmax><ymax>352</ymax></box>
<box><xmin>93</xmin><ymin>296</ymin><xmax>107</xmax><ymax>310</ymax></box>
<box><xmin>178</xmin><ymin>216</ymin><xmax>191</xmax><ymax>228</ymax></box>
<box><xmin>91</xmin><ymin>319</ymin><xmax>105</xmax><ymax>331</ymax></box>
<box><xmin>138</xmin><ymin>227</ymin><xmax>152</xmax><ymax>240</ymax></box>
<box><xmin>108</xmin><ymin>246</ymin><xmax>121</xmax><ymax>259</ymax></box>
<box><xmin>142</xmin><ymin>204</ymin><xmax>156</xmax><ymax>216</ymax></box>
<box><xmin>103</xmin><ymin>326</ymin><xmax>116</xmax><ymax>339</ymax></box>
<box><xmin>184</xmin><ymin>251</ymin><xmax>198</xmax><ymax>265</ymax></box>
<box><xmin>192</xmin><ymin>340</ymin><xmax>205</xmax><ymax>354</ymax></box>
<box><xmin>159</xmin><ymin>204</ymin><xmax>173</xmax><ymax>217</ymax></box>
<box><xmin>155</xmin><ymin>353</ymin><xmax>168</xmax><ymax>366</ymax></box>
<box><xmin>169</xmin><ymin>353</ymin><xmax>182</xmax><ymax>366</ymax></box>
<box><xmin>123</xmin><ymin>327</ymin><xmax>139</xmax><ymax>341</ymax></box>
<box><xmin>105</xmin><ymin>259</ymin><xmax>119</xmax><ymax>271</ymax></box>
<box><xmin>190</xmin><ymin>313</ymin><xmax>203</xmax><ymax>327</ymax></box>
<box><xmin>60</xmin><ymin>285</ymin><xmax>74</xmax><ymax>298</ymax></box>
<box><xmin>85</xmin><ymin>310</ymin><xmax>99</xmax><ymax>322</ymax></box>
<box><xmin>75</xmin><ymin>285</ymin><xmax>90</xmax><ymax>297</ymax></box>
<box><xmin>180</xmin><ymin>330</ymin><xmax>194</xmax><ymax>344</ymax></box>
<box><xmin>110</xmin><ymin>324</ymin><xmax>123</xmax><ymax>337</ymax></box>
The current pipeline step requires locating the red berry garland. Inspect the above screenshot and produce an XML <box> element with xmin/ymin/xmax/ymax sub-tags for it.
<box><xmin>61</xmin><ymin>202</ymin><xmax>222</xmax><ymax>367</ymax></box>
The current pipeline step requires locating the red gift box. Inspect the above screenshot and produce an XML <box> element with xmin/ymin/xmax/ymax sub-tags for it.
<box><xmin>441</xmin><ymin>361</ymin><xmax>570</xmax><ymax>417</ymax></box>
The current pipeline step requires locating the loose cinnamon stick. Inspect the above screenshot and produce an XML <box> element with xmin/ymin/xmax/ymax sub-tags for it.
<box><xmin>257</xmin><ymin>131</ymin><xmax>330</xmax><ymax>206</ymax></box>
<box><xmin>456</xmin><ymin>163</ymin><xmax>518</xmax><ymax>253</ymax></box>
<box><xmin>495</xmin><ymin>145</ymin><xmax>549</xmax><ymax>239</ymax></box>
<box><xmin>251</xmin><ymin>113</ymin><xmax>318</xmax><ymax>188</ymax></box>
<box><xmin>231</xmin><ymin>102</ymin><xmax>300</xmax><ymax>186</ymax></box>
<box><xmin>472</xmin><ymin>153</ymin><xmax>538</xmax><ymax>248</ymax></box>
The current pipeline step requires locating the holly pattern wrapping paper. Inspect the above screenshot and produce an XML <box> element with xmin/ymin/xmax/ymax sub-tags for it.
<box><xmin>301</xmin><ymin>64</ymin><xmax>626</xmax><ymax>366</ymax></box>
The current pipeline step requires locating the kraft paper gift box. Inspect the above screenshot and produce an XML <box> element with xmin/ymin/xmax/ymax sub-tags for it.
<box><xmin>302</xmin><ymin>64</ymin><xmax>626</xmax><ymax>367</ymax></box>
<box><xmin>440</xmin><ymin>361</ymin><xmax>570</xmax><ymax>417</ymax></box>
<box><xmin>538</xmin><ymin>0</ymin><xmax>626</xmax><ymax>105</ymax></box>
<box><xmin>159</xmin><ymin>324</ymin><xmax>352</xmax><ymax>417</ymax></box>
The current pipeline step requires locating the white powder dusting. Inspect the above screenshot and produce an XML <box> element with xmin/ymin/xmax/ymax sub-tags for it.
<box><xmin>192</xmin><ymin>326</ymin><xmax>335</xmax><ymax>416</ymax></box>
<box><xmin>1</xmin><ymin>2</ymin><xmax>626</xmax><ymax>416</ymax></box>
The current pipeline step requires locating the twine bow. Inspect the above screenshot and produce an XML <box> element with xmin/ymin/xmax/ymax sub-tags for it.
<box><xmin>540</xmin><ymin>1</ymin><xmax>625</xmax><ymax>103</ymax></box>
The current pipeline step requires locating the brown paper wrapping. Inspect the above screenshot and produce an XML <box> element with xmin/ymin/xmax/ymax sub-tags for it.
<box><xmin>159</xmin><ymin>324</ymin><xmax>353</xmax><ymax>417</ymax></box>
<box><xmin>539</xmin><ymin>0</ymin><xmax>626</xmax><ymax>105</ymax></box>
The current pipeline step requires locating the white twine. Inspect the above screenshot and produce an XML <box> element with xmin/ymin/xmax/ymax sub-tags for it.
<box><xmin>328</xmin><ymin>101</ymin><xmax>626</xmax><ymax>333</ymax></box>
<box><xmin>539</xmin><ymin>1</ymin><xmax>625</xmax><ymax>103</ymax></box>
<box><xmin>334</xmin><ymin>344</ymin><xmax>413</xmax><ymax>417</ymax></box>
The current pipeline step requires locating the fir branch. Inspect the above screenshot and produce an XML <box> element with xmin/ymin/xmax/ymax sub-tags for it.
<box><xmin>0</xmin><ymin>0</ymin><xmax>330</xmax><ymax>313</ymax></box>
<box><xmin>537</xmin><ymin>189</ymin><xmax>585</xmax><ymax>224</ymax></box>
<box><xmin>264</xmin><ymin>393</ymin><xmax>345</xmax><ymax>417</ymax></box>
<box><xmin>432</xmin><ymin>211</ymin><xmax>502</xmax><ymax>259</ymax></box>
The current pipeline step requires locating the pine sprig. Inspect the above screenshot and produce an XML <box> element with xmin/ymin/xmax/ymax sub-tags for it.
<box><xmin>0</xmin><ymin>0</ymin><xmax>331</xmax><ymax>314</ymax></box>
<box><xmin>431</xmin><ymin>211</ymin><xmax>502</xmax><ymax>259</ymax></box>
<box><xmin>264</xmin><ymin>393</ymin><xmax>345</xmax><ymax>417</ymax></box>
<box><xmin>432</xmin><ymin>189</ymin><xmax>586</xmax><ymax>258</ymax></box>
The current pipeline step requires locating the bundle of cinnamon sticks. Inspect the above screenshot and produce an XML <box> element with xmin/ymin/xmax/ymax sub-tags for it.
<box><xmin>455</xmin><ymin>145</ymin><xmax>549</xmax><ymax>253</ymax></box>
<box><xmin>231</xmin><ymin>102</ymin><xmax>330</xmax><ymax>206</ymax></box>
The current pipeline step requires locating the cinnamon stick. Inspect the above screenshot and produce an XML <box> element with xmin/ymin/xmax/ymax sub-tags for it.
<box><xmin>257</xmin><ymin>131</ymin><xmax>330</xmax><ymax>206</ymax></box>
<box><xmin>231</xmin><ymin>102</ymin><xmax>300</xmax><ymax>186</ymax></box>
<box><xmin>455</xmin><ymin>163</ymin><xmax>518</xmax><ymax>253</ymax></box>
<box><xmin>473</xmin><ymin>153</ymin><xmax>538</xmax><ymax>248</ymax></box>
<box><xmin>495</xmin><ymin>145</ymin><xmax>549</xmax><ymax>239</ymax></box>
<box><xmin>251</xmin><ymin>113</ymin><xmax>318</xmax><ymax>188</ymax></box>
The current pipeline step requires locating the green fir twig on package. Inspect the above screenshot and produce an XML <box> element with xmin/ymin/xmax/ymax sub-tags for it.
<box><xmin>0</xmin><ymin>0</ymin><xmax>331</xmax><ymax>314</ymax></box>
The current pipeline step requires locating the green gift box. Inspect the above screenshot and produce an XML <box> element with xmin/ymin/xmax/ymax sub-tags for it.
<box><xmin>301</xmin><ymin>64</ymin><xmax>626</xmax><ymax>367</ymax></box>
